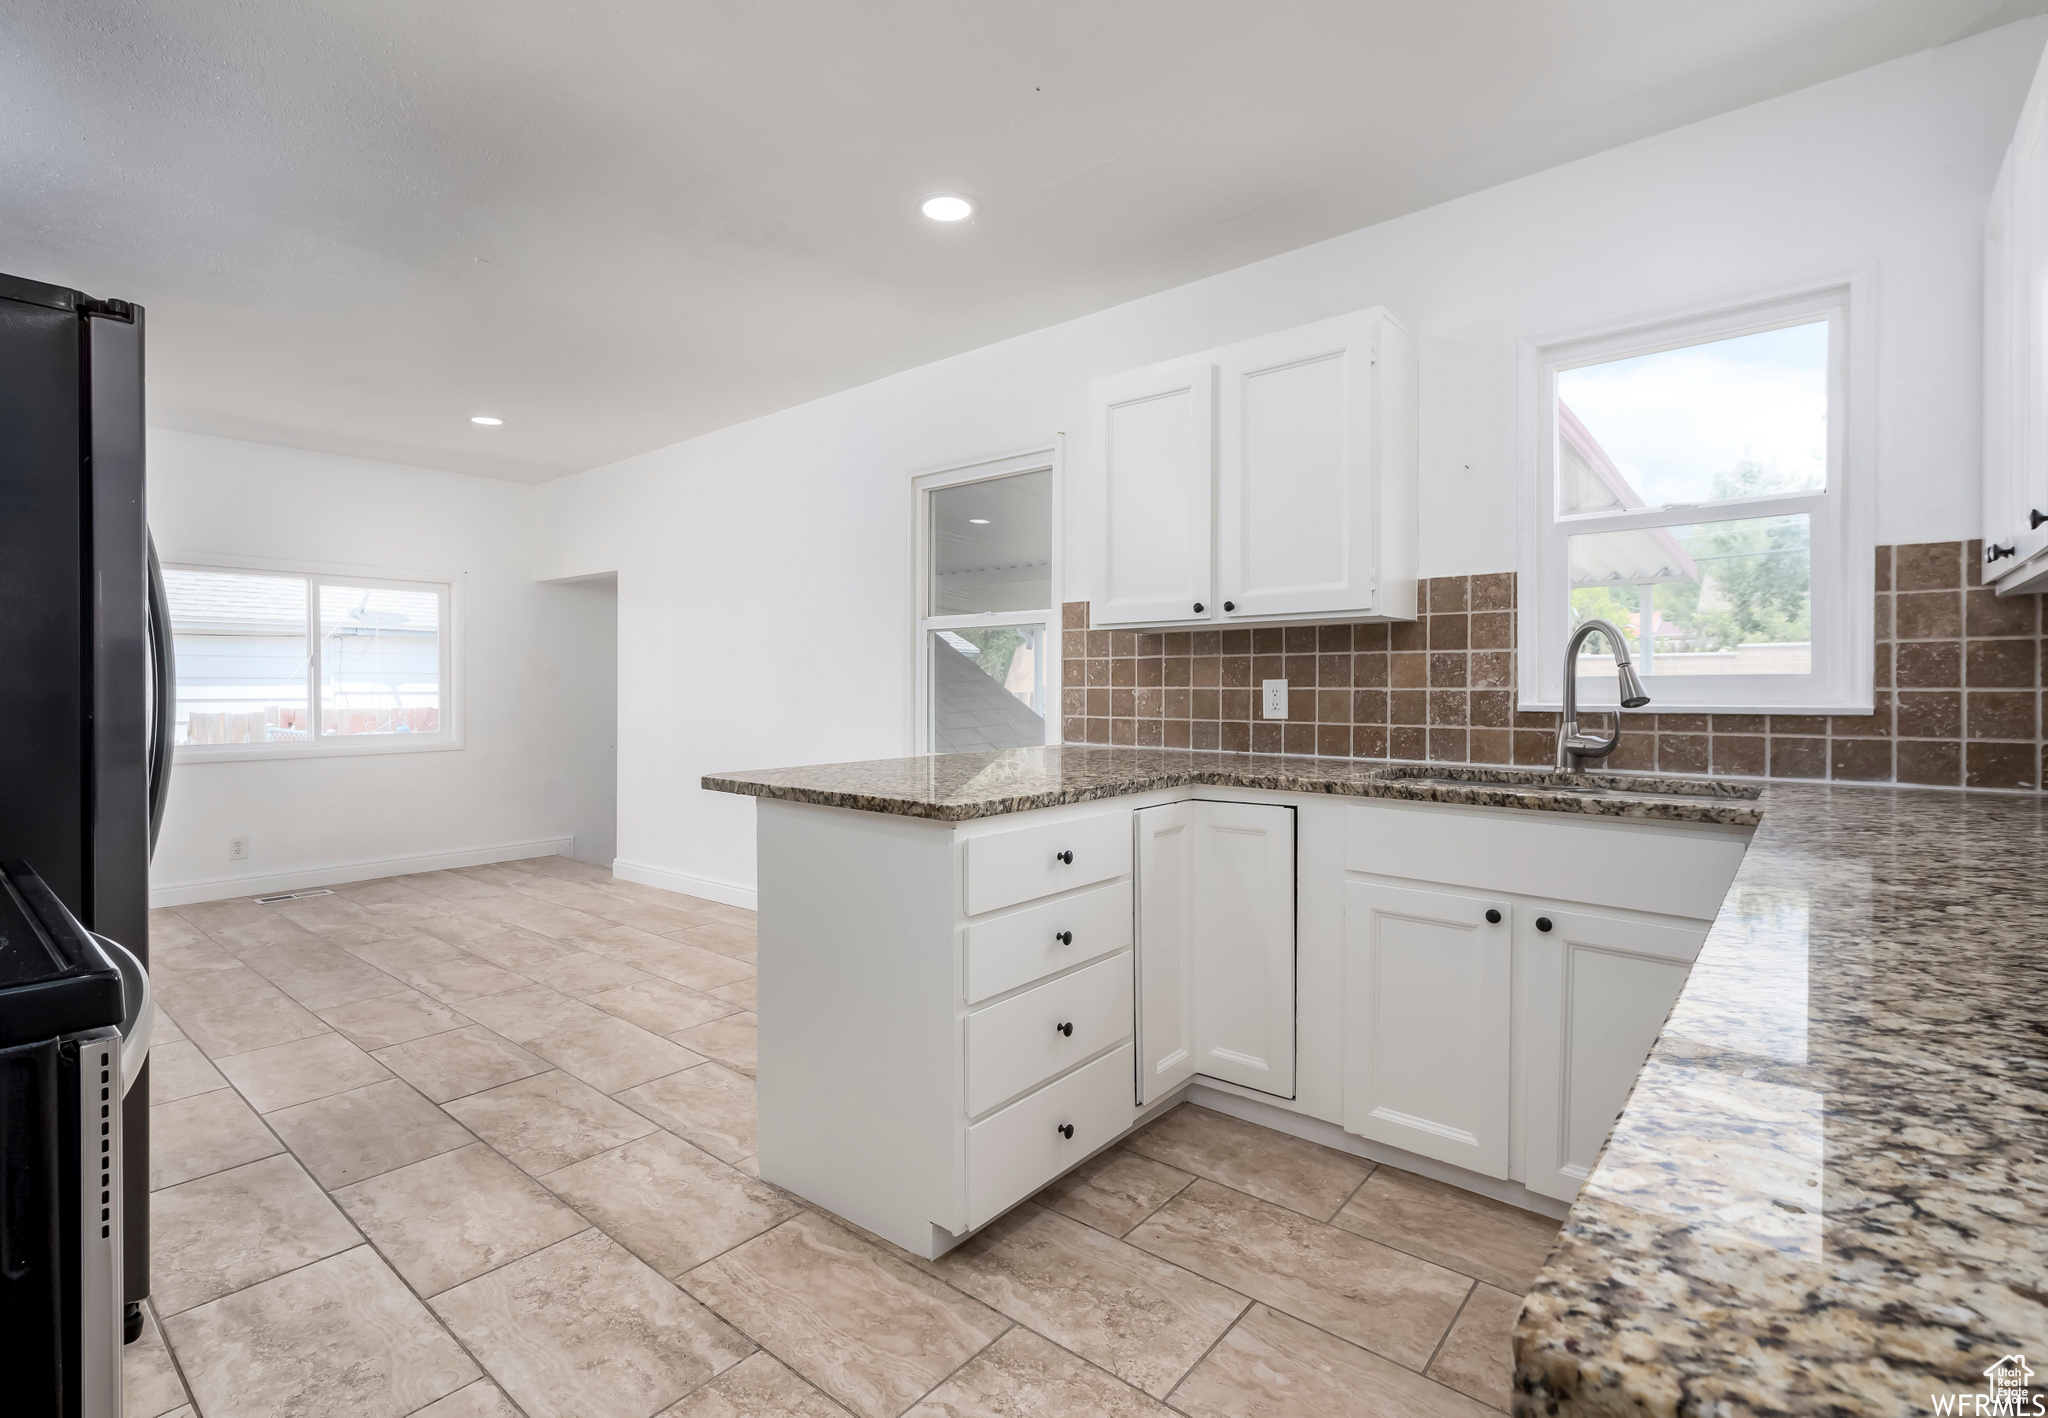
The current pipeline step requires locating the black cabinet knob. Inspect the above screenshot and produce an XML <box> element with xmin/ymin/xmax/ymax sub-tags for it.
<box><xmin>1054</xmin><ymin>930</ymin><xmax>1073</xmax><ymax>945</ymax></box>
<box><xmin>1223</xmin><ymin>601</ymin><xmax>1236</xmax><ymax>612</ymax></box>
<box><xmin>1057</xmin><ymin>1123</ymin><xmax>1074</xmax><ymax>1139</ymax></box>
<box><xmin>2032</xmin><ymin>509</ymin><xmax>2047</xmax><ymax>530</ymax></box>
<box><xmin>1054</xmin><ymin>850</ymin><xmax>1073</xmax><ymax>864</ymax></box>
<box><xmin>1193</xmin><ymin>603</ymin><xmax>1205</xmax><ymax>613</ymax></box>
<box><xmin>1536</xmin><ymin>916</ymin><xmax>1553</xmax><ymax>932</ymax></box>
<box><xmin>1056</xmin><ymin>1021</ymin><xmax>1073</xmax><ymax>1036</ymax></box>
<box><xmin>1988</xmin><ymin>544</ymin><xmax>2017</xmax><ymax>562</ymax></box>
<box><xmin>1484</xmin><ymin>908</ymin><xmax>1501</xmax><ymax>924</ymax></box>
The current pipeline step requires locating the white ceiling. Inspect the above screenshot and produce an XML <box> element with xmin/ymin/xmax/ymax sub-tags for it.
<box><xmin>3</xmin><ymin>1</ymin><xmax>2038</xmax><ymax>483</ymax></box>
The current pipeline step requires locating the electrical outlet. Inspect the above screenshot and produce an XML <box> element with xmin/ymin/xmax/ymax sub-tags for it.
<box><xmin>1261</xmin><ymin>679</ymin><xmax>1288</xmax><ymax>720</ymax></box>
<box><xmin>229</xmin><ymin>837</ymin><xmax>249</xmax><ymax>861</ymax></box>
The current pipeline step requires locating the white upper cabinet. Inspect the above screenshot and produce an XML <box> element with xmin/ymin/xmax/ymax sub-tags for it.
<box><xmin>1217</xmin><ymin>311</ymin><xmax>1410</xmax><ymax>621</ymax></box>
<box><xmin>1092</xmin><ymin>359</ymin><xmax>1215</xmax><ymax>626</ymax></box>
<box><xmin>1984</xmin><ymin>40</ymin><xmax>2048</xmax><ymax>591</ymax></box>
<box><xmin>1088</xmin><ymin>309</ymin><xmax>1417</xmax><ymax>628</ymax></box>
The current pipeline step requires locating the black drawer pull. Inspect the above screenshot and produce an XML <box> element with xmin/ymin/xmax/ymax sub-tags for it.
<box><xmin>1056</xmin><ymin>1021</ymin><xmax>1074</xmax><ymax>1036</ymax></box>
<box><xmin>1484</xmin><ymin>908</ymin><xmax>1501</xmax><ymax>924</ymax></box>
<box><xmin>1057</xmin><ymin>1123</ymin><xmax>1074</xmax><ymax>1139</ymax></box>
<box><xmin>1054</xmin><ymin>850</ymin><xmax>1073</xmax><ymax>864</ymax></box>
<box><xmin>1536</xmin><ymin>916</ymin><xmax>1553</xmax><ymax>932</ymax></box>
<box><xmin>1054</xmin><ymin>930</ymin><xmax>1073</xmax><ymax>945</ymax></box>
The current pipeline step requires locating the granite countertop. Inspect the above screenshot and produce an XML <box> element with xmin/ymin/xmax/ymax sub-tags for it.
<box><xmin>1516</xmin><ymin>780</ymin><xmax>2048</xmax><ymax>1416</ymax></box>
<box><xmin>702</xmin><ymin>745</ymin><xmax>1765</xmax><ymax>827</ymax></box>
<box><xmin>707</xmin><ymin>746</ymin><xmax>2048</xmax><ymax>1410</ymax></box>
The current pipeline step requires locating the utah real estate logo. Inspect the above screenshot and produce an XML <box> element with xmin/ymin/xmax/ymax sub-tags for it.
<box><xmin>1932</xmin><ymin>1355</ymin><xmax>2043</xmax><ymax>1415</ymax></box>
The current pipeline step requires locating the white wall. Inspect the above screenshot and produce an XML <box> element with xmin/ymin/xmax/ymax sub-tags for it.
<box><xmin>535</xmin><ymin>19</ymin><xmax>2046</xmax><ymax>900</ymax></box>
<box><xmin>149</xmin><ymin>429</ymin><xmax>617</xmax><ymax>903</ymax></box>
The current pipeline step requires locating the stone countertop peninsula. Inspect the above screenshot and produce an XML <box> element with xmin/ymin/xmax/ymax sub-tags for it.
<box><xmin>702</xmin><ymin>745</ymin><xmax>1764</xmax><ymax>826</ymax></box>
<box><xmin>704</xmin><ymin>746</ymin><xmax>2048</xmax><ymax>1412</ymax></box>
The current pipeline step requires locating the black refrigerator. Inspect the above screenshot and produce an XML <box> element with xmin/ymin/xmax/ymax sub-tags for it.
<box><xmin>0</xmin><ymin>268</ymin><xmax>173</xmax><ymax>1344</ymax></box>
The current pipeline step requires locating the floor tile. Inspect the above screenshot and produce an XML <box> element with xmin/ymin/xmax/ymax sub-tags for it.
<box><xmin>153</xmin><ymin>1002</ymin><xmax>188</xmax><ymax>1044</ymax></box>
<box><xmin>153</xmin><ymin>963</ymin><xmax>284</xmax><ymax>1016</ymax></box>
<box><xmin>458</xmin><ymin>983</ymin><xmax>596</xmax><ymax>1040</ymax></box>
<box><xmin>586</xmin><ymin>933</ymin><xmax>756</xmax><ymax>992</ymax></box>
<box><xmin>1332</xmin><ymin>1168</ymin><xmax>1561</xmax><ymax>1293</ymax></box>
<box><xmin>255</xmin><ymin>957</ymin><xmax>407</xmax><ymax>1012</ymax></box>
<box><xmin>335</xmin><ymin>1142</ymin><xmax>588</xmax><ymax>1296</ymax></box>
<box><xmin>683</xmin><ymin>1211</ymin><xmax>1007</xmax><ymax>1418</ymax></box>
<box><xmin>617</xmin><ymin>1064</ymin><xmax>757</xmax><ymax>1163</ymax></box>
<box><xmin>389</xmin><ymin>952</ymin><xmax>533</xmax><ymax>1004</ymax></box>
<box><xmin>1426</xmin><ymin>1282</ymin><xmax>1521</xmax><ymax>1410</ymax></box>
<box><xmin>659</xmin><ymin>1350</ymin><xmax>856</xmax><ymax>1418</ymax></box>
<box><xmin>150</xmin><ymin>1152</ymin><xmax>361</xmax><ymax>1315</ymax></box>
<box><xmin>265</xmin><ymin>1077</ymin><xmax>475</xmax><ymax>1187</ymax></box>
<box><xmin>707</xmin><ymin>977</ymin><xmax>757</xmax><ymax>1010</ymax></box>
<box><xmin>1035</xmin><ymin>1148</ymin><xmax>1194</xmax><ymax>1238</ymax></box>
<box><xmin>215</xmin><ymin>1030</ymin><xmax>393</xmax><ymax>1112</ymax></box>
<box><xmin>520</xmin><ymin>1011</ymin><xmax>706</xmax><ymax>1093</ymax></box>
<box><xmin>124</xmin><ymin>1304</ymin><xmax>193</xmax><ymax>1418</ymax></box>
<box><xmin>444</xmin><ymin>1070</ymin><xmax>657</xmax><ymax>1174</ymax></box>
<box><xmin>588</xmin><ymin>977</ymin><xmax>735</xmax><ymax>1034</ymax></box>
<box><xmin>601</xmin><ymin>899</ymin><xmax>721</xmax><ymax>934</ymax></box>
<box><xmin>672</xmin><ymin>1012</ymin><xmax>756</xmax><ymax>1075</ymax></box>
<box><xmin>165</xmin><ymin>1245</ymin><xmax>477</xmax><ymax>1418</ymax></box>
<box><xmin>1170</xmin><ymin>1303</ymin><xmax>1493</xmax><ymax>1418</ymax></box>
<box><xmin>936</xmin><ymin>1204</ymin><xmax>1244</xmax><ymax>1398</ymax></box>
<box><xmin>340</xmin><ymin>931</ymin><xmax>473</xmax><ymax>975</ymax></box>
<box><xmin>542</xmin><ymin>1131</ymin><xmax>800</xmax><ymax>1278</ymax></box>
<box><xmin>472</xmin><ymin>895</ymin><xmax>618</xmax><ymax>942</ymax></box>
<box><xmin>412</xmin><ymin>1380</ymin><xmax>524</xmax><ymax>1417</ymax></box>
<box><xmin>524</xmin><ymin>950</ymin><xmax>653</xmax><ymax>998</ymax></box>
<box><xmin>1126</xmin><ymin>1180</ymin><xmax>1470</xmax><ymax>1370</ymax></box>
<box><xmin>423</xmin><ymin>918</ymin><xmax>581</xmax><ymax>973</ymax></box>
<box><xmin>406</xmin><ymin>869</ymin><xmax>521</xmax><ymax>903</ymax></box>
<box><xmin>178</xmin><ymin>993</ymin><xmax>328</xmax><ymax>1058</ymax></box>
<box><xmin>372</xmin><ymin>1025</ymin><xmax>550</xmax><ymax>1103</ymax></box>
<box><xmin>149</xmin><ymin>1039</ymin><xmax>228</xmax><ymax>1104</ymax></box>
<box><xmin>150</xmin><ymin>1088</ymin><xmax>283</xmax><ymax>1189</ymax></box>
<box><xmin>316</xmin><ymin>988</ymin><xmax>472</xmax><ymax>1049</ymax></box>
<box><xmin>1124</xmin><ymin>1105</ymin><xmax>1371</xmax><ymax>1220</ymax></box>
<box><xmin>906</xmin><ymin>1325</ymin><xmax>1173</xmax><ymax>1417</ymax></box>
<box><xmin>433</xmin><ymin>1229</ymin><xmax>752</xmax><ymax>1418</ymax></box>
<box><xmin>670</xmin><ymin>921</ymin><xmax>756</xmax><ymax>959</ymax></box>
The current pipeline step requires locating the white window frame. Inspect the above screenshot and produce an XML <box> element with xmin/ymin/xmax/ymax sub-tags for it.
<box><xmin>1517</xmin><ymin>269</ymin><xmax>1875</xmax><ymax>714</ymax></box>
<box><xmin>164</xmin><ymin>550</ymin><xmax>464</xmax><ymax>763</ymax></box>
<box><xmin>910</xmin><ymin>441</ymin><xmax>1064</xmax><ymax>753</ymax></box>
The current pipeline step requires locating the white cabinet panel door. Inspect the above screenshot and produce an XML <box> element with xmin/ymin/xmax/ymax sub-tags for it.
<box><xmin>1091</xmin><ymin>359</ymin><xmax>1215</xmax><ymax>627</ymax></box>
<box><xmin>1189</xmin><ymin>802</ymin><xmax>1295</xmax><ymax>1097</ymax></box>
<box><xmin>1520</xmin><ymin>907</ymin><xmax>1703</xmax><ymax>1203</ymax></box>
<box><xmin>1135</xmin><ymin>802</ymin><xmax>1198</xmax><ymax>1104</ymax></box>
<box><xmin>1344</xmin><ymin>881</ymin><xmax>1511</xmax><ymax>1176</ymax></box>
<box><xmin>1217</xmin><ymin>312</ymin><xmax>1378</xmax><ymax>620</ymax></box>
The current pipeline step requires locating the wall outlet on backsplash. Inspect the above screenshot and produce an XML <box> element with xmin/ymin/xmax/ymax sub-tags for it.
<box><xmin>1262</xmin><ymin>680</ymin><xmax>1288</xmax><ymax>719</ymax></box>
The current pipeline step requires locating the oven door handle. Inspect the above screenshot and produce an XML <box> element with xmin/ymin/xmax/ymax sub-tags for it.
<box><xmin>92</xmin><ymin>933</ymin><xmax>152</xmax><ymax>1097</ymax></box>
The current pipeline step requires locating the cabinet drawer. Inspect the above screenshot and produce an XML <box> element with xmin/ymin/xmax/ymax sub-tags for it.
<box><xmin>965</xmin><ymin>881</ymin><xmax>1132</xmax><ymax>1005</ymax></box>
<box><xmin>964</xmin><ymin>808</ymin><xmax>1133</xmax><ymax>916</ymax></box>
<box><xmin>966</xmin><ymin>1042</ymin><xmax>1135</xmax><ymax>1230</ymax></box>
<box><xmin>965</xmin><ymin>952</ymin><xmax>1133</xmax><ymax>1117</ymax></box>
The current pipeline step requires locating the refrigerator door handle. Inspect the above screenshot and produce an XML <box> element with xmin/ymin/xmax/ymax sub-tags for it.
<box><xmin>92</xmin><ymin>933</ymin><xmax>151</xmax><ymax>1098</ymax></box>
<box><xmin>146</xmin><ymin>533</ymin><xmax>174</xmax><ymax>857</ymax></box>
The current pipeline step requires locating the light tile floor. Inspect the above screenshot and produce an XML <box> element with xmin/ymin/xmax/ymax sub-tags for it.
<box><xmin>130</xmin><ymin>856</ymin><xmax>1562</xmax><ymax>1418</ymax></box>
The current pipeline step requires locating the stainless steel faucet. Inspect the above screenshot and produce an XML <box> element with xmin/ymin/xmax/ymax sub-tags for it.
<box><xmin>1556</xmin><ymin>618</ymin><xmax>1650</xmax><ymax>773</ymax></box>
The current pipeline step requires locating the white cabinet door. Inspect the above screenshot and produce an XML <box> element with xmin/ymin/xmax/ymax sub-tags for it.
<box><xmin>1188</xmin><ymin>802</ymin><xmax>1295</xmax><ymax>1097</ymax></box>
<box><xmin>1134</xmin><ymin>802</ymin><xmax>1198</xmax><ymax>1103</ymax></box>
<box><xmin>1987</xmin><ymin>41</ymin><xmax>2048</xmax><ymax>585</ymax></box>
<box><xmin>1216</xmin><ymin>311</ymin><xmax>1381</xmax><ymax>620</ymax></box>
<box><xmin>1343</xmin><ymin>881</ymin><xmax>1512</xmax><ymax>1176</ymax></box>
<box><xmin>1985</xmin><ymin>149</ymin><xmax>2028</xmax><ymax>580</ymax></box>
<box><xmin>1090</xmin><ymin>359</ymin><xmax>1215</xmax><ymax>627</ymax></box>
<box><xmin>1518</xmin><ymin>906</ymin><xmax>1703</xmax><ymax>1203</ymax></box>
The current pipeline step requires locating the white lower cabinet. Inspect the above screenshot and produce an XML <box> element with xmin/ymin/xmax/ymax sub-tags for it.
<box><xmin>1342</xmin><ymin>882</ymin><xmax>1512</xmax><ymax>1177</ymax></box>
<box><xmin>967</xmin><ymin>1042</ymin><xmax>1137</xmax><ymax>1230</ymax></box>
<box><xmin>1517</xmin><ymin>906</ymin><xmax>1704</xmax><ymax>1202</ymax></box>
<box><xmin>1134</xmin><ymin>799</ymin><xmax>1296</xmax><ymax>1104</ymax></box>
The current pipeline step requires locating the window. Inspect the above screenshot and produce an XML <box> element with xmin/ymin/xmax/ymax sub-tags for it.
<box><xmin>1523</xmin><ymin>279</ymin><xmax>1872</xmax><ymax>712</ymax></box>
<box><xmin>914</xmin><ymin>448</ymin><xmax>1060</xmax><ymax>753</ymax></box>
<box><xmin>164</xmin><ymin>560</ymin><xmax>458</xmax><ymax>759</ymax></box>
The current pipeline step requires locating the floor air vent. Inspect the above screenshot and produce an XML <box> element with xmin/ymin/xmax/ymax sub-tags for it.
<box><xmin>252</xmin><ymin>888</ymin><xmax>335</xmax><ymax>904</ymax></box>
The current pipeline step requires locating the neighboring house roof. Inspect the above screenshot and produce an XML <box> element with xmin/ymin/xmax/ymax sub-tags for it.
<box><xmin>1560</xmin><ymin>401</ymin><xmax>1698</xmax><ymax>590</ymax></box>
<box><xmin>164</xmin><ymin>567</ymin><xmax>437</xmax><ymax>637</ymax></box>
<box><xmin>933</xmin><ymin>638</ymin><xmax>1045</xmax><ymax>753</ymax></box>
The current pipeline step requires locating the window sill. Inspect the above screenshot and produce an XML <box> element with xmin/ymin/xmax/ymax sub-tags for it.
<box><xmin>1516</xmin><ymin>698</ymin><xmax>1875</xmax><ymax>717</ymax></box>
<box><xmin>173</xmin><ymin>735</ymin><xmax>464</xmax><ymax>765</ymax></box>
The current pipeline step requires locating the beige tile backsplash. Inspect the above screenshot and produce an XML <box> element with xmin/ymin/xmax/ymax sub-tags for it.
<box><xmin>1059</xmin><ymin>541</ymin><xmax>2045</xmax><ymax>790</ymax></box>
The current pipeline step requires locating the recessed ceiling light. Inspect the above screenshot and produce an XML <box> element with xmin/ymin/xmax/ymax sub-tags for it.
<box><xmin>969</xmin><ymin>517</ymin><xmax>990</xmax><ymax>525</ymax></box>
<box><xmin>921</xmin><ymin>194</ymin><xmax>974</xmax><ymax>222</ymax></box>
<box><xmin>471</xmin><ymin>416</ymin><xmax>503</xmax><ymax>426</ymax></box>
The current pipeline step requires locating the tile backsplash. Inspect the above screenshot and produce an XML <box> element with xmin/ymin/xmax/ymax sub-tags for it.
<box><xmin>1058</xmin><ymin>541</ymin><xmax>2046</xmax><ymax>791</ymax></box>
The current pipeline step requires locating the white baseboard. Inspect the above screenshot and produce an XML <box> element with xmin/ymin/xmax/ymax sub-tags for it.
<box><xmin>612</xmin><ymin>857</ymin><xmax>758</xmax><ymax>912</ymax></box>
<box><xmin>150</xmin><ymin>837</ymin><xmax>575</xmax><ymax>908</ymax></box>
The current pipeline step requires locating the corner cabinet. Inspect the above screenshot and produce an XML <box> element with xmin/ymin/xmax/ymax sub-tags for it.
<box><xmin>1983</xmin><ymin>38</ymin><xmax>2048</xmax><ymax>593</ymax></box>
<box><xmin>1090</xmin><ymin>308</ymin><xmax>1418</xmax><ymax>628</ymax></box>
